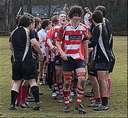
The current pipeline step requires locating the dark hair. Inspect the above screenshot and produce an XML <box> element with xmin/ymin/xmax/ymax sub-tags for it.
<box><xmin>50</xmin><ymin>15</ymin><xmax>58</xmax><ymax>25</ymax></box>
<box><xmin>92</xmin><ymin>10</ymin><xmax>103</xmax><ymax>23</ymax></box>
<box><xmin>41</xmin><ymin>19</ymin><xmax>50</xmax><ymax>29</ymax></box>
<box><xmin>18</xmin><ymin>15</ymin><xmax>33</xmax><ymax>27</ymax></box>
<box><xmin>95</xmin><ymin>5</ymin><xmax>106</xmax><ymax>17</ymax></box>
<box><xmin>34</xmin><ymin>17</ymin><xmax>42</xmax><ymax>28</ymax></box>
<box><xmin>16</xmin><ymin>15</ymin><xmax>21</xmax><ymax>26</ymax></box>
<box><xmin>68</xmin><ymin>5</ymin><xmax>84</xmax><ymax>18</ymax></box>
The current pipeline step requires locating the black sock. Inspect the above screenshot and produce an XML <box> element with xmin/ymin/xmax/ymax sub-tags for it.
<box><xmin>11</xmin><ymin>90</ymin><xmax>18</xmax><ymax>107</ymax></box>
<box><xmin>95</xmin><ymin>98</ymin><xmax>101</xmax><ymax>103</ymax></box>
<box><xmin>31</xmin><ymin>86</ymin><xmax>39</xmax><ymax>103</ymax></box>
<box><xmin>102</xmin><ymin>97</ymin><xmax>108</xmax><ymax>106</ymax></box>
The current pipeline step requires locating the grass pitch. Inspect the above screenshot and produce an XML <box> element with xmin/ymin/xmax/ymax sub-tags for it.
<box><xmin>0</xmin><ymin>36</ymin><xmax>127</xmax><ymax>118</ymax></box>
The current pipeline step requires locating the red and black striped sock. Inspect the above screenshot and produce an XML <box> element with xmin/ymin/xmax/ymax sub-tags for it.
<box><xmin>54</xmin><ymin>83</ymin><xmax>59</xmax><ymax>94</ymax></box>
<box><xmin>11</xmin><ymin>90</ymin><xmax>18</xmax><ymax>107</ymax></box>
<box><xmin>63</xmin><ymin>90</ymin><xmax>70</xmax><ymax>105</ymax></box>
<box><xmin>58</xmin><ymin>83</ymin><xmax>63</xmax><ymax>96</ymax></box>
<box><xmin>76</xmin><ymin>87</ymin><xmax>84</xmax><ymax>105</ymax></box>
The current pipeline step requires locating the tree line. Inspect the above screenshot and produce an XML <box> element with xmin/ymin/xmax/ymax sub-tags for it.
<box><xmin>32</xmin><ymin>0</ymin><xmax>127</xmax><ymax>35</ymax></box>
<box><xmin>0</xmin><ymin>0</ymin><xmax>127</xmax><ymax>35</ymax></box>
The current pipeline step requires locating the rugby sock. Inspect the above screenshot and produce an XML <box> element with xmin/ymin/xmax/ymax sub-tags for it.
<box><xmin>76</xmin><ymin>96</ymin><xmax>82</xmax><ymax>105</ymax></box>
<box><xmin>76</xmin><ymin>87</ymin><xmax>84</xmax><ymax>105</ymax></box>
<box><xmin>16</xmin><ymin>85</ymin><xmax>22</xmax><ymax>106</ymax></box>
<box><xmin>11</xmin><ymin>90</ymin><xmax>18</xmax><ymax>107</ymax></box>
<box><xmin>102</xmin><ymin>97</ymin><xmax>108</xmax><ymax>106</ymax></box>
<box><xmin>95</xmin><ymin>98</ymin><xmax>101</xmax><ymax>103</ymax></box>
<box><xmin>54</xmin><ymin>83</ymin><xmax>59</xmax><ymax>94</ymax></box>
<box><xmin>21</xmin><ymin>85</ymin><xmax>28</xmax><ymax>104</ymax></box>
<box><xmin>58</xmin><ymin>83</ymin><xmax>63</xmax><ymax>96</ymax></box>
<box><xmin>31</xmin><ymin>86</ymin><xmax>39</xmax><ymax>103</ymax></box>
<box><xmin>63</xmin><ymin>90</ymin><xmax>70</xmax><ymax>105</ymax></box>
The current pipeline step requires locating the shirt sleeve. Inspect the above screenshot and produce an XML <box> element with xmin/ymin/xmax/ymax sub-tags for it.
<box><xmin>56</xmin><ymin>26</ymin><xmax>64</xmax><ymax>42</ymax></box>
<box><xmin>30</xmin><ymin>30</ymin><xmax>36</xmax><ymax>40</ymax></box>
<box><xmin>47</xmin><ymin>29</ymin><xmax>54</xmax><ymax>39</ymax></box>
<box><xmin>88</xmin><ymin>26</ymin><xmax>100</xmax><ymax>48</ymax></box>
<box><xmin>46</xmin><ymin>29</ymin><xmax>54</xmax><ymax>46</ymax></box>
<box><xmin>38</xmin><ymin>31</ymin><xmax>43</xmax><ymax>43</ymax></box>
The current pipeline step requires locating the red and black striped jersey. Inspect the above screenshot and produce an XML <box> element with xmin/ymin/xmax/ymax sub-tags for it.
<box><xmin>57</xmin><ymin>23</ymin><xmax>88</xmax><ymax>60</ymax></box>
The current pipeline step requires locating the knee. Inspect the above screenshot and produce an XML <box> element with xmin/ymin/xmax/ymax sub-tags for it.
<box><xmin>11</xmin><ymin>80</ymin><xmax>22</xmax><ymax>92</ymax></box>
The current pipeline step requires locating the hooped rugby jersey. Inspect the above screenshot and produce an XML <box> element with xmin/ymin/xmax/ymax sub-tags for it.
<box><xmin>46</xmin><ymin>25</ymin><xmax>62</xmax><ymax>44</ymax></box>
<box><xmin>46</xmin><ymin>25</ymin><xmax>63</xmax><ymax>55</ymax></box>
<box><xmin>57</xmin><ymin>23</ymin><xmax>88</xmax><ymax>60</ymax></box>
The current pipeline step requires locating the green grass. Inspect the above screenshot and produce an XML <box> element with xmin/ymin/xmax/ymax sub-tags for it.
<box><xmin>0</xmin><ymin>36</ymin><xmax>127</xmax><ymax>118</ymax></box>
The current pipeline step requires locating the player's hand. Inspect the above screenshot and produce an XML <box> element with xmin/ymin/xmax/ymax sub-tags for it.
<box><xmin>51</xmin><ymin>46</ymin><xmax>57</xmax><ymax>53</ymax></box>
<box><xmin>38</xmin><ymin>53</ymin><xmax>44</xmax><ymax>62</ymax></box>
<box><xmin>61</xmin><ymin>54</ymin><xmax>68</xmax><ymax>61</ymax></box>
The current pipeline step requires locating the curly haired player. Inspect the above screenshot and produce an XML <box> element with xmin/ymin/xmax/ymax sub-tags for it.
<box><xmin>56</xmin><ymin>5</ymin><xmax>89</xmax><ymax>113</ymax></box>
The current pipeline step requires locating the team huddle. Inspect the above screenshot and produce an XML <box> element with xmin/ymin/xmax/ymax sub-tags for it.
<box><xmin>9</xmin><ymin>5</ymin><xmax>115</xmax><ymax>114</ymax></box>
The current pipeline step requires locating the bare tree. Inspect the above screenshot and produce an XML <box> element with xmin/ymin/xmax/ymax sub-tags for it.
<box><xmin>48</xmin><ymin>0</ymin><xmax>51</xmax><ymax>17</ymax></box>
<box><xmin>63</xmin><ymin>3</ymin><xmax>69</xmax><ymax>14</ymax></box>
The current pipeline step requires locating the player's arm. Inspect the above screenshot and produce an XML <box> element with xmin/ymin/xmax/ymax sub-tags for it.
<box><xmin>46</xmin><ymin>29</ymin><xmax>57</xmax><ymax>52</ymax></box>
<box><xmin>9</xmin><ymin>38</ymin><xmax>13</xmax><ymax>51</ymax></box>
<box><xmin>82</xmin><ymin>39</ymin><xmax>88</xmax><ymax>62</ymax></box>
<box><xmin>55</xmin><ymin>41</ymin><xmax>67</xmax><ymax>61</ymax></box>
<box><xmin>55</xmin><ymin>28</ymin><xmax>68</xmax><ymax>61</ymax></box>
<box><xmin>88</xmin><ymin>26</ymin><xmax>99</xmax><ymax>48</ymax></box>
<box><xmin>30</xmin><ymin>31</ymin><xmax>44</xmax><ymax>61</ymax></box>
<box><xmin>47</xmin><ymin>38</ymin><xmax>56</xmax><ymax>50</ymax></box>
<box><xmin>82</xmin><ymin>28</ymin><xmax>91</xmax><ymax>62</ymax></box>
<box><xmin>31</xmin><ymin>38</ymin><xmax>44</xmax><ymax>61</ymax></box>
